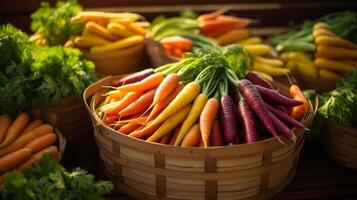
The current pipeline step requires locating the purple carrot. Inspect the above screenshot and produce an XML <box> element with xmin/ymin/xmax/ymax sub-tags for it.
<box><xmin>239</xmin><ymin>99</ymin><xmax>259</xmax><ymax>143</ymax></box>
<box><xmin>254</xmin><ymin>84</ymin><xmax>303</xmax><ymax>107</ymax></box>
<box><xmin>220</xmin><ymin>95</ymin><xmax>238</xmax><ymax>144</ymax></box>
<box><xmin>246</xmin><ymin>72</ymin><xmax>273</xmax><ymax>89</ymax></box>
<box><xmin>112</xmin><ymin>68</ymin><xmax>154</xmax><ymax>87</ymax></box>
<box><xmin>269</xmin><ymin>112</ymin><xmax>297</xmax><ymax>142</ymax></box>
<box><xmin>265</xmin><ymin>103</ymin><xmax>305</xmax><ymax>129</ymax></box>
<box><xmin>238</xmin><ymin>79</ymin><xmax>281</xmax><ymax>143</ymax></box>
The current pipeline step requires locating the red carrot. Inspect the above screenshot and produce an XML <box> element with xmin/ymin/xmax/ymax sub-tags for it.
<box><xmin>265</xmin><ymin>103</ymin><xmax>305</xmax><ymax>129</ymax></box>
<box><xmin>269</xmin><ymin>112</ymin><xmax>296</xmax><ymax>142</ymax></box>
<box><xmin>239</xmin><ymin>98</ymin><xmax>259</xmax><ymax>143</ymax></box>
<box><xmin>210</xmin><ymin>120</ymin><xmax>224</xmax><ymax>146</ymax></box>
<box><xmin>246</xmin><ymin>72</ymin><xmax>273</xmax><ymax>89</ymax></box>
<box><xmin>112</xmin><ymin>68</ymin><xmax>154</xmax><ymax>87</ymax></box>
<box><xmin>254</xmin><ymin>84</ymin><xmax>303</xmax><ymax>107</ymax></box>
<box><xmin>220</xmin><ymin>95</ymin><xmax>238</xmax><ymax>144</ymax></box>
<box><xmin>238</xmin><ymin>79</ymin><xmax>281</xmax><ymax>142</ymax></box>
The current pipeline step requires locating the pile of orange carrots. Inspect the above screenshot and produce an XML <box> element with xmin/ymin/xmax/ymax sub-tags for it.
<box><xmin>0</xmin><ymin>113</ymin><xmax>59</xmax><ymax>177</ymax></box>
<box><xmin>96</xmin><ymin>46</ymin><xmax>310</xmax><ymax>147</ymax></box>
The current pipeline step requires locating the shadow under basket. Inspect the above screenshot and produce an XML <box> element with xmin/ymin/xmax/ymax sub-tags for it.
<box><xmin>83</xmin><ymin>75</ymin><xmax>315</xmax><ymax>200</ymax></box>
<box><xmin>323</xmin><ymin>121</ymin><xmax>357</xmax><ymax>169</ymax></box>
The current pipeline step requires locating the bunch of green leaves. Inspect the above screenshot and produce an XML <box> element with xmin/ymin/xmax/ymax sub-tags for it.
<box><xmin>0</xmin><ymin>24</ymin><xmax>97</xmax><ymax>116</ymax></box>
<box><xmin>0</xmin><ymin>154</ymin><xmax>113</xmax><ymax>200</ymax></box>
<box><xmin>270</xmin><ymin>11</ymin><xmax>357</xmax><ymax>52</ymax></box>
<box><xmin>317</xmin><ymin>70</ymin><xmax>357</xmax><ymax>127</ymax></box>
<box><xmin>31</xmin><ymin>0</ymin><xmax>83</xmax><ymax>45</ymax></box>
<box><xmin>149</xmin><ymin>10</ymin><xmax>200</xmax><ymax>40</ymax></box>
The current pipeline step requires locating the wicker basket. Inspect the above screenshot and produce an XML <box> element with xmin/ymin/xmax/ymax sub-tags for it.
<box><xmin>323</xmin><ymin>120</ymin><xmax>357</xmax><ymax>169</ymax></box>
<box><xmin>83</xmin><ymin>75</ymin><xmax>315</xmax><ymax>200</ymax></box>
<box><xmin>85</xmin><ymin>42</ymin><xmax>146</xmax><ymax>75</ymax></box>
<box><xmin>32</xmin><ymin>97</ymin><xmax>91</xmax><ymax>143</ymax></box>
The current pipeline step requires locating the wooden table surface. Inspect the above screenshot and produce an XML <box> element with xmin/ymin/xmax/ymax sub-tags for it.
<box><xmin>63</xmin><ymin>132</ymin><xmax>357</xmax><ymax>200</ymax></box>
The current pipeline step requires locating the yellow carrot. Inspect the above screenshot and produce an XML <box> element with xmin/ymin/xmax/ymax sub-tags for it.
<box><xmin>85</xmin><ymin>21</ymin><xmax>119</xmax><ymax>41</ymax></box>
<box><xmin>315</xmin><ymin>58</ymin><xmax>354</xmax><ymax>73</ymax></box>
<box><xmin>244</xmin><ymin>44</ymin><xmax>271</xmax><ymax>56</ymax></box>
<box><xmin>149</xmin><ymin>81</ymin><xmax>200</xmax><ymax>127</ymax></box>
<box><xmin>146</xmin><ymin>104</ymin><xmax>192</xmax><ymax>142</ymax></box>
<box><xmin>315</xmin><ymin>35</ymin><xmax>357</xmax><ymax>50</ymax></box>
<box><xmin>318</xmin><ymin>69</ymin><xmax>342</xmax><ymax>81</ymax></box>
<box><xmin>74</xmin><ymin>36</ymin><xmax>111</xmax><ymax>47</ymax></box>
<box><xmin>253</xmin><ymin>63</ymin><xmax>290</xmax><ymax>76</ymax></box>
<box><xmin>254</xmin><ymin>56</ymin><xmax>284</xmax><ymax>68</ymax></box>
<box><xmin>107</xmin><ymin>22</ymin><xmax>134</xmax><ymax>38</ymax></box>
<box><xmin>174</xmin><ymin>94</ymin><xmax>208</xmax><ymax>146</ymax></box>
<box><xmin>317</xmin><ymin>45</ymin><xmax>357</xmax><ymax>59</ymax></box>
<box><xmin>313</xmin><ymin>22</ymin><xmax>331</xmax><ymax>30</ymax></box>
<box><xmin>296</xmin><ymin>62</ymin><xmax>318</xmax><ymax>78</ymax></box>
<box><xmin>216</xmin><ymin>29</ymin><xmax>250</xmax><ymax>45</ymax></box>
<box><xmin>239</xmin><ymin>37</ymin><xmax>263</xmax><ymax>45</ymax></box>
<box><xmin>313</xmin><ymin>28</ymin><xmax>336</xmax><ymax>38</ymax></box>
<box><xmin>90</xmin><ymin>35</ymin><xmax>144</xmax><ymax>54</ymax></box>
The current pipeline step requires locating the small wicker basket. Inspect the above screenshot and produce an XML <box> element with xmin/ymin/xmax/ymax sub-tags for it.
<box><xmin>32</xmin><ymin>97</ymin><xmax>91</xmax><ymax>143</ymax></box>
<box><xmin>83</xmin><ymin>75</ymin><xmax>315</xmax><ymax>200</ymax></box>
<box><xmin>323</xmin><ymin>120</ymin><xmax>357</xmax><ymax>169</ymax></box>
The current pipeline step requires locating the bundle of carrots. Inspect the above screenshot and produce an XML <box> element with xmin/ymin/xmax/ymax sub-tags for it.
<box><xmin>0</xmin><ymin>113</ymin><xmax>59</xmax><ymax>177</ymax></box>
<box><xmin>198</xmin><ymin>9</ymin><xmax>255</xmax><ymax>39</ymax></box>
<box><xmin>65</xmin><ymin>11</ymin><xmax>147</xmax><ymax>54</ymax></box>
<box><xmin>313</xmin><ymin>22</ymin><xmax>357</xmax><ymax>80</ymax></box>
<box><xmin>96</xmin><ymin>45</ymin><xmax>309</xmax><ymax>147</ymax></box>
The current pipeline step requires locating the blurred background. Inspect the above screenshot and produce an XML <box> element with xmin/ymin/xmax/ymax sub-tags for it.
<box><xmin>1</xmin><ymin>0</ymin><xmax>356</xmax><ymax>34</ymax></box>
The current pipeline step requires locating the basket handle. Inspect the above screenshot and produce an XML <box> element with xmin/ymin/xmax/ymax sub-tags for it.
<box><xmin>83</xmin><ymin>75</ymin><xmax>113</xmax><ymax>113</ymax></box>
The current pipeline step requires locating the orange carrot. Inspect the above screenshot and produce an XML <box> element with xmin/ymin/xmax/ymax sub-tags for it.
<box><xmin>159</xmin><ymin>132</ymin><xmax>171</xmax><ymax>144</ymax></box>
<box><xmin>0</xmin><ymin>148</ymin><xmax>32</xmax><ymax>174</ymax></box>
<box><xmin>181</xmin><ymin>124</ymin><xmax>201</xmax><ymax>147</ymax></box>
<box><xmin>198</xmin><ymin>9</ymin><xmax>227</xmax><ymax>22</ymax></box>
<box><xmin>201</xmin><ymin>16</ymin><xmax>252</xmax><ymax>33</ymax></box>
<box><xmin>119</xmin><ymin>88</ymin><xmax>156</xmax><ymax>117</ymax></box>
<box><xmin>118</xmin><ymin>122</ymin><xmax>142</xmax><ymax>134</ymax></box>
<box><xmin>117</xmin><ymin>73</ymin><xmax>164</xmax><ymax>93</ymax></box>
<box><xmin>0</xmin><ymin>113</ymin><xmax>30</xmax><ymax>148</ymax></box>
<box><xmin>146</xmin><ymin>83</ymin><xmax>185</xmax><ymax>122</ymax></box>
<box><xmin>210</xmin><ymin>120</ymin><xmax>224</xmax><ymax>146</ymax></box>
<box><xmin>25</xmin><ymin>133</ymin><xmax>57</xmax><ymax>153</ymax></box>
<box><xmin>290</xmin><ymin>85</ymin><xmax>309</xmax><ymax>121</ymax></box>
<box><xmin>21</xmin><ymin>119</ymin><xmax>43</xmax><ymax>136</ymax></box>
<box><xmin>17</xmin><ymin>146</ymin><xmax>59</xmax><ymax>172</ymax></box>
<box><xmin>200</xmin><ymin>98</ymin><xmax>220</xmax><ymax>148</ymax></box>
<box><xmin>105</xmin><ymin>92</ymin><xmax>142</xmax><ymax>117</ymax></box>
<box><xmin>115</xmin><ymin>116</ymin><xmax>148</xmax><ymax>127</ymax></box>
<box><xmin>107</xmin><ymin>90</ymin><xmax>128</xmax><ymax>100</ymax></box>
<box><xmin>0</xmin><ymin>115</ymin><xmax>12</xmax><ymax>144</ymax></box>
<box><xmin>128</xmin><ymin>122</ymin><xmax>161</xmax><ymax>139</ymax></box>
<box><xmin>153</xmin><ymin>74</ymin><xmax>180</xmax><ymax>104</ymax></box>
<box><xmin>0</xmin><ymin>124</ymin><xmax>54</xmax><ymax>157</ymax></box>
<box><xmin>103</xmin><ymin>115</ymin><xmax>118</xmax><ymax>126</ymax></box>
<box><xmin>168</xmin><ymin>125</ymin><xmax>181</xmax><ymax>145</ymax></box>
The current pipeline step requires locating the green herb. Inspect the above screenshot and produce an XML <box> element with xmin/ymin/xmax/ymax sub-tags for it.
<box><xmin>270</xmin><ymin>12</ymin><xmax>357</xmax><ymax>53</ymax></box>
<box><xmin>0</xmin><ymin>154</ymin><xmax>113</xmax><ymax>200</ymax></box>
<box><xmin>31</xmin><ymin>0</ymin><xmax>83</xmax><ymax>45</ymax></box>
<box><xmin>317</xmin><ymin>70</ymin><xmax>357</xmax><ymax>127</ymax></box>
<box><xmin>0</xmin><ymin>24</ymin><xmax>97</xmax><ymax>116</ymax></box>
